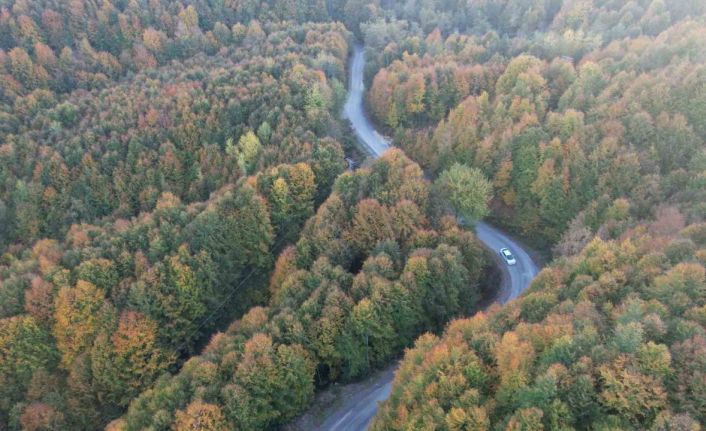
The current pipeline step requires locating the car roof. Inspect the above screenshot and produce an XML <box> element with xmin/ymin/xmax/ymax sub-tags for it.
<box><xmin>502</xmin><ymin>248</ymin><xmax>513</xmax><ymax>255</ymax></box>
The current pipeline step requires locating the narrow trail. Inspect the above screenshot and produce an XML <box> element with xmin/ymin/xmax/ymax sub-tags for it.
<box><xmin>298</xmin><ymin>44</ymin><xmax>541</xmax><ymax>431</ymax></box>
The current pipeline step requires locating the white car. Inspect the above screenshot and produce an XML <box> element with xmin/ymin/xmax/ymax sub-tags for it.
<box><xmin>500</xmin><ymin>247</ymin><xmax>517</xmax><ymax>265</ymax></box>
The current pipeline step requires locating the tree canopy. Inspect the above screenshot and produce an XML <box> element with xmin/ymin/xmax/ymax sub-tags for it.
<box><xmin>436</xmin><ymin>163</ymin><xmax>493</xmax><ymax>223</ymax></box>
<box><xmin>0</xmin><ymin>0</ymin><xmax>704</xmax><ymax>429</ymax></box>
<box><xmin>0</xmin><ymin>12</ymin><xmax>350</xmax><ymax>428</ymax></box>
<box><xmin>117</xmin><ymin>150</ymin><xmax>488</xmax><ymax>430</ymax></box>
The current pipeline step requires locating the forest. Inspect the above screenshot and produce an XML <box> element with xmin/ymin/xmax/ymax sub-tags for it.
<box><xmin>373</xmin><ymin>214</ymin><xmax>706</xmax><ymax>430</ymax></box>
<box><xmin>0</xmin><ymin>0</ymin><xmax>704</xmax><ymax>430</ymax></box>
<box><xmin>0</xmin><ymin>2</ymin><xmax>358</xmax><ymax>428</ymax></box>
<box><xmin>117</xmin><ymin>149</ymin><xmax>487</xmax><ymax>430</ymax></box>
<box><xmin>364</xmin><ymin>0</ymin><xmax>706</xmax><ymax>247</ymax></box>
<box><xmin>362</xmin><ymin>0</ymin><xmax>706</xmax><ymax>429</ymax></box>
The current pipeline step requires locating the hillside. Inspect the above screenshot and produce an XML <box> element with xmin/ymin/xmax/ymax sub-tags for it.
<box><xmin>373</xmin><ymin>218</ymin><xmax>706</xmax><ymax>429</ymax></box>
<box><xmin>360</xmin><ymin>0</ymin><xmax>706</xmax><ymax>429</ymax></box>
<box><xmin>116</xmin><ymin>149</ymin><xmax>489</xmax><ymax>430</ymax></box>
<box><xmin>0</xmin><ymin>0</ymin><xmax>704</xmax><ymax>430</ymax></box>
<box><xmin>0</xmin><ymin>8</ymin><xmax>352</xmax><ymax>429</ymax></box>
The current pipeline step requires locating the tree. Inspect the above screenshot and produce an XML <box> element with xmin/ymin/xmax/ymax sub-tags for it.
<box><xmin>234</xmin><ymin>131</ymin><xmax>262</xmax><ymax>174</ymax></box>
<box><xmin>346</xmin><ymin>199</ymin><xmax>394</xmax><ymax>254</ymax></box>
<box><xmin>399</xmin><ymin>244</ymin><xmax>474</xmax><ymax>332</ymax></box>
<box><xmin>506</xmin><ymin>407</ymin><xmax>544</xmax><ymax>431</ymax></box>
<box><xmin>311</xmin><ymin>138</ymin><xmax>345</xmax><ymax>203</ymax></box>
<box><xmin>305</xmin><ymin>83</ymin><xmax>330</xmax><ymax>130</ymax></box>
<box><xmin>19</xmin><ymin>402</ymin><xmax>66</xmax><ymax>431</ymax></box>
<box><xmin>309</xmin><ymin>287</ymin><xmax>351</xmax><ymax>381</ymax></box>
<box><xmin>0</xmin><ymin>316</ymin><xmax>58</xmax><ymax>417</ymax></box>
<box><xmin>348</xmin><ymin>296</ymin><xmax>396</xmax><ymax>373</ymax></box>
<box><xmin>263</xmin><ymin>163</ymin><xmax>316</xmax><ymax>242</ymax></box>
<box><xmin>404</xmin><ymin>72</ymin><xmax>426</xmax><ymax>116</ymax></box>
<box><xmin>177</xmin><ymin>6</ymin><xmax>201</xmax><ymax>39</ymax></box>
<box><xmin>598</xmin><ymin>356</ymin><xmax>667</xmax><ymax>424</ymax></box>
<box><xmin>90</xmin><ymin>311</ymin><xmax>173</xmax><ymax>408</ymax></box>
<box><xmin>75</xmin><ymin>258</ymin><xmax>119</xmax><ymax>293</ymax></box>
<box><xmin>130</xmin><ymin>247</ymin><xmax>209</xmax><ymax>351</ymax></box>
<box><xmin>189</xmin><ymin>185</ymin><xmax>274</xmax><ymax>292</ymax></box>
<box><xmin>224</xmin><ymin>334</ymin><xmax>315</xmax><ymax>429</ymax></box>
<box><xmin>8</xmin><ymin>47</ymin><xmax>35</xmax><ymax>87</ymax></box>
<box><xmin>142</xmin><ymin>28</ymin><xmax>167</xmax><ymax>55</ymax></box>
<box><xmin>174</xmin><ymin>400</ymin><xmax>228</xmax><ymax>431</ymax></box>
<box><xmin>24</xmin><ymin>277</ymin><xmax>55</xmax><ymax>325</ymax></box>
<box><xmin>257</xmin><ymin>121</ymin><xmax>272</xmax><ymax>145</ymax></box>
<box><xmin>0</xmin><ymin>274</ymin><xmax>26</xmax><ymax>319</ymax></box>
<box><xmin>53</xmin><ymin>280</ymin><xmax>110</xmax><ymax>368</ymax></box>
<box><xmin>435</xmin><ymin>163</ymin><xmax>492</xmax><ymax>223</ymax></box>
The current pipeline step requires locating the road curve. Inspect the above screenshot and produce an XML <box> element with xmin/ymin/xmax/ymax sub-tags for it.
<box><xmin>342</xmin><ymin>44</ymin><xmax>391</xmax><ymax>156</ymax></box>
<box><xmin>475</xmin><ymin>221</ymin><xmax>540</xmax><ymax>304</ymax></box>
<box><xmin>312</xmin><ymin>44</ymin><xmax>540</xmax><ymax>431</ymax></box>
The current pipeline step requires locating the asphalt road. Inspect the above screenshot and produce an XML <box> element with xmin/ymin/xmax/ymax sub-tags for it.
<box><xmin>310</xmin><ymin>45</ymin><xmax>540</xmax><ymax>431</ymax></box>
<box><xmin>343</xmin><ymin>45</ymin><xmax>391</xmax><ymax>156</ymax></box>
<box><xmin>312</xmin><ymin>367</ymin><xmax>396</xmax><ymax>431</ymax></box>
<box><xmin>475</xmin><ymin>221</ymin><xmax>540</xmax><ymax>304</ymax></box>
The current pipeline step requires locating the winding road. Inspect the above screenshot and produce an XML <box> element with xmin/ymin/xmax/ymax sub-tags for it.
<box><xmin>309</xmin><ymin>44</ymin><xmax>540</xmax><ymax>431</ymax></box>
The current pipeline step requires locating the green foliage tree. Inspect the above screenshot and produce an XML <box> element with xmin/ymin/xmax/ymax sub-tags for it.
<box><xmin>129</xmin><ymin>247</ymin><xmax>209</xmax><ymax>351</ymax></box>
<box><xmin>236</xmin><ymin>131</ymin><xmax>262</xmax><ymax>174</ymax></box>
<box><xmin>0</xmin><ymin>315</ymin><xmax>58</xmax><ymax>420</ymax></box>
<box><xmin>435</xmin><ymin>163</ymin><xmax>492</xmax><ymax>223</ymax></box>
<box><xmin>223</xmin><ymin>334</ymin><xmax>315</xmax><ymax>429</ymax></box>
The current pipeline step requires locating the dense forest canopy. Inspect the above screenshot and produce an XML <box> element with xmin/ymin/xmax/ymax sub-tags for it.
<box><xmin>0</xmin><ymin>0</ymin><xmax>704</xmax><ymax>430</ymax></box>
<box><xmin>0</xmin><ymin>4</ymin><xmax>355</xmax><ymax>428</ymax></box>
<box><xmin>359</xmin><ymin>0</ymin><xmax>706</xmax><ymax>430</ymax></box>
<box><xmin>373</xmin><ymin>215</ymin><xmax>706</xmax><ymax>430</ymax></box>
<box><xmin>363</xmin><ymin>0</ymin><xmax>706</xmax><ymax>247</ymax></box>
<box><xmin>0</xmin><ymin>16</ymin><xmax>351</xmax><ymax>246</ymax></box>
<box><xmin>117</xmin><ymin>150</ymin><xmax>488</xmax><ymax>430</ymax></box>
